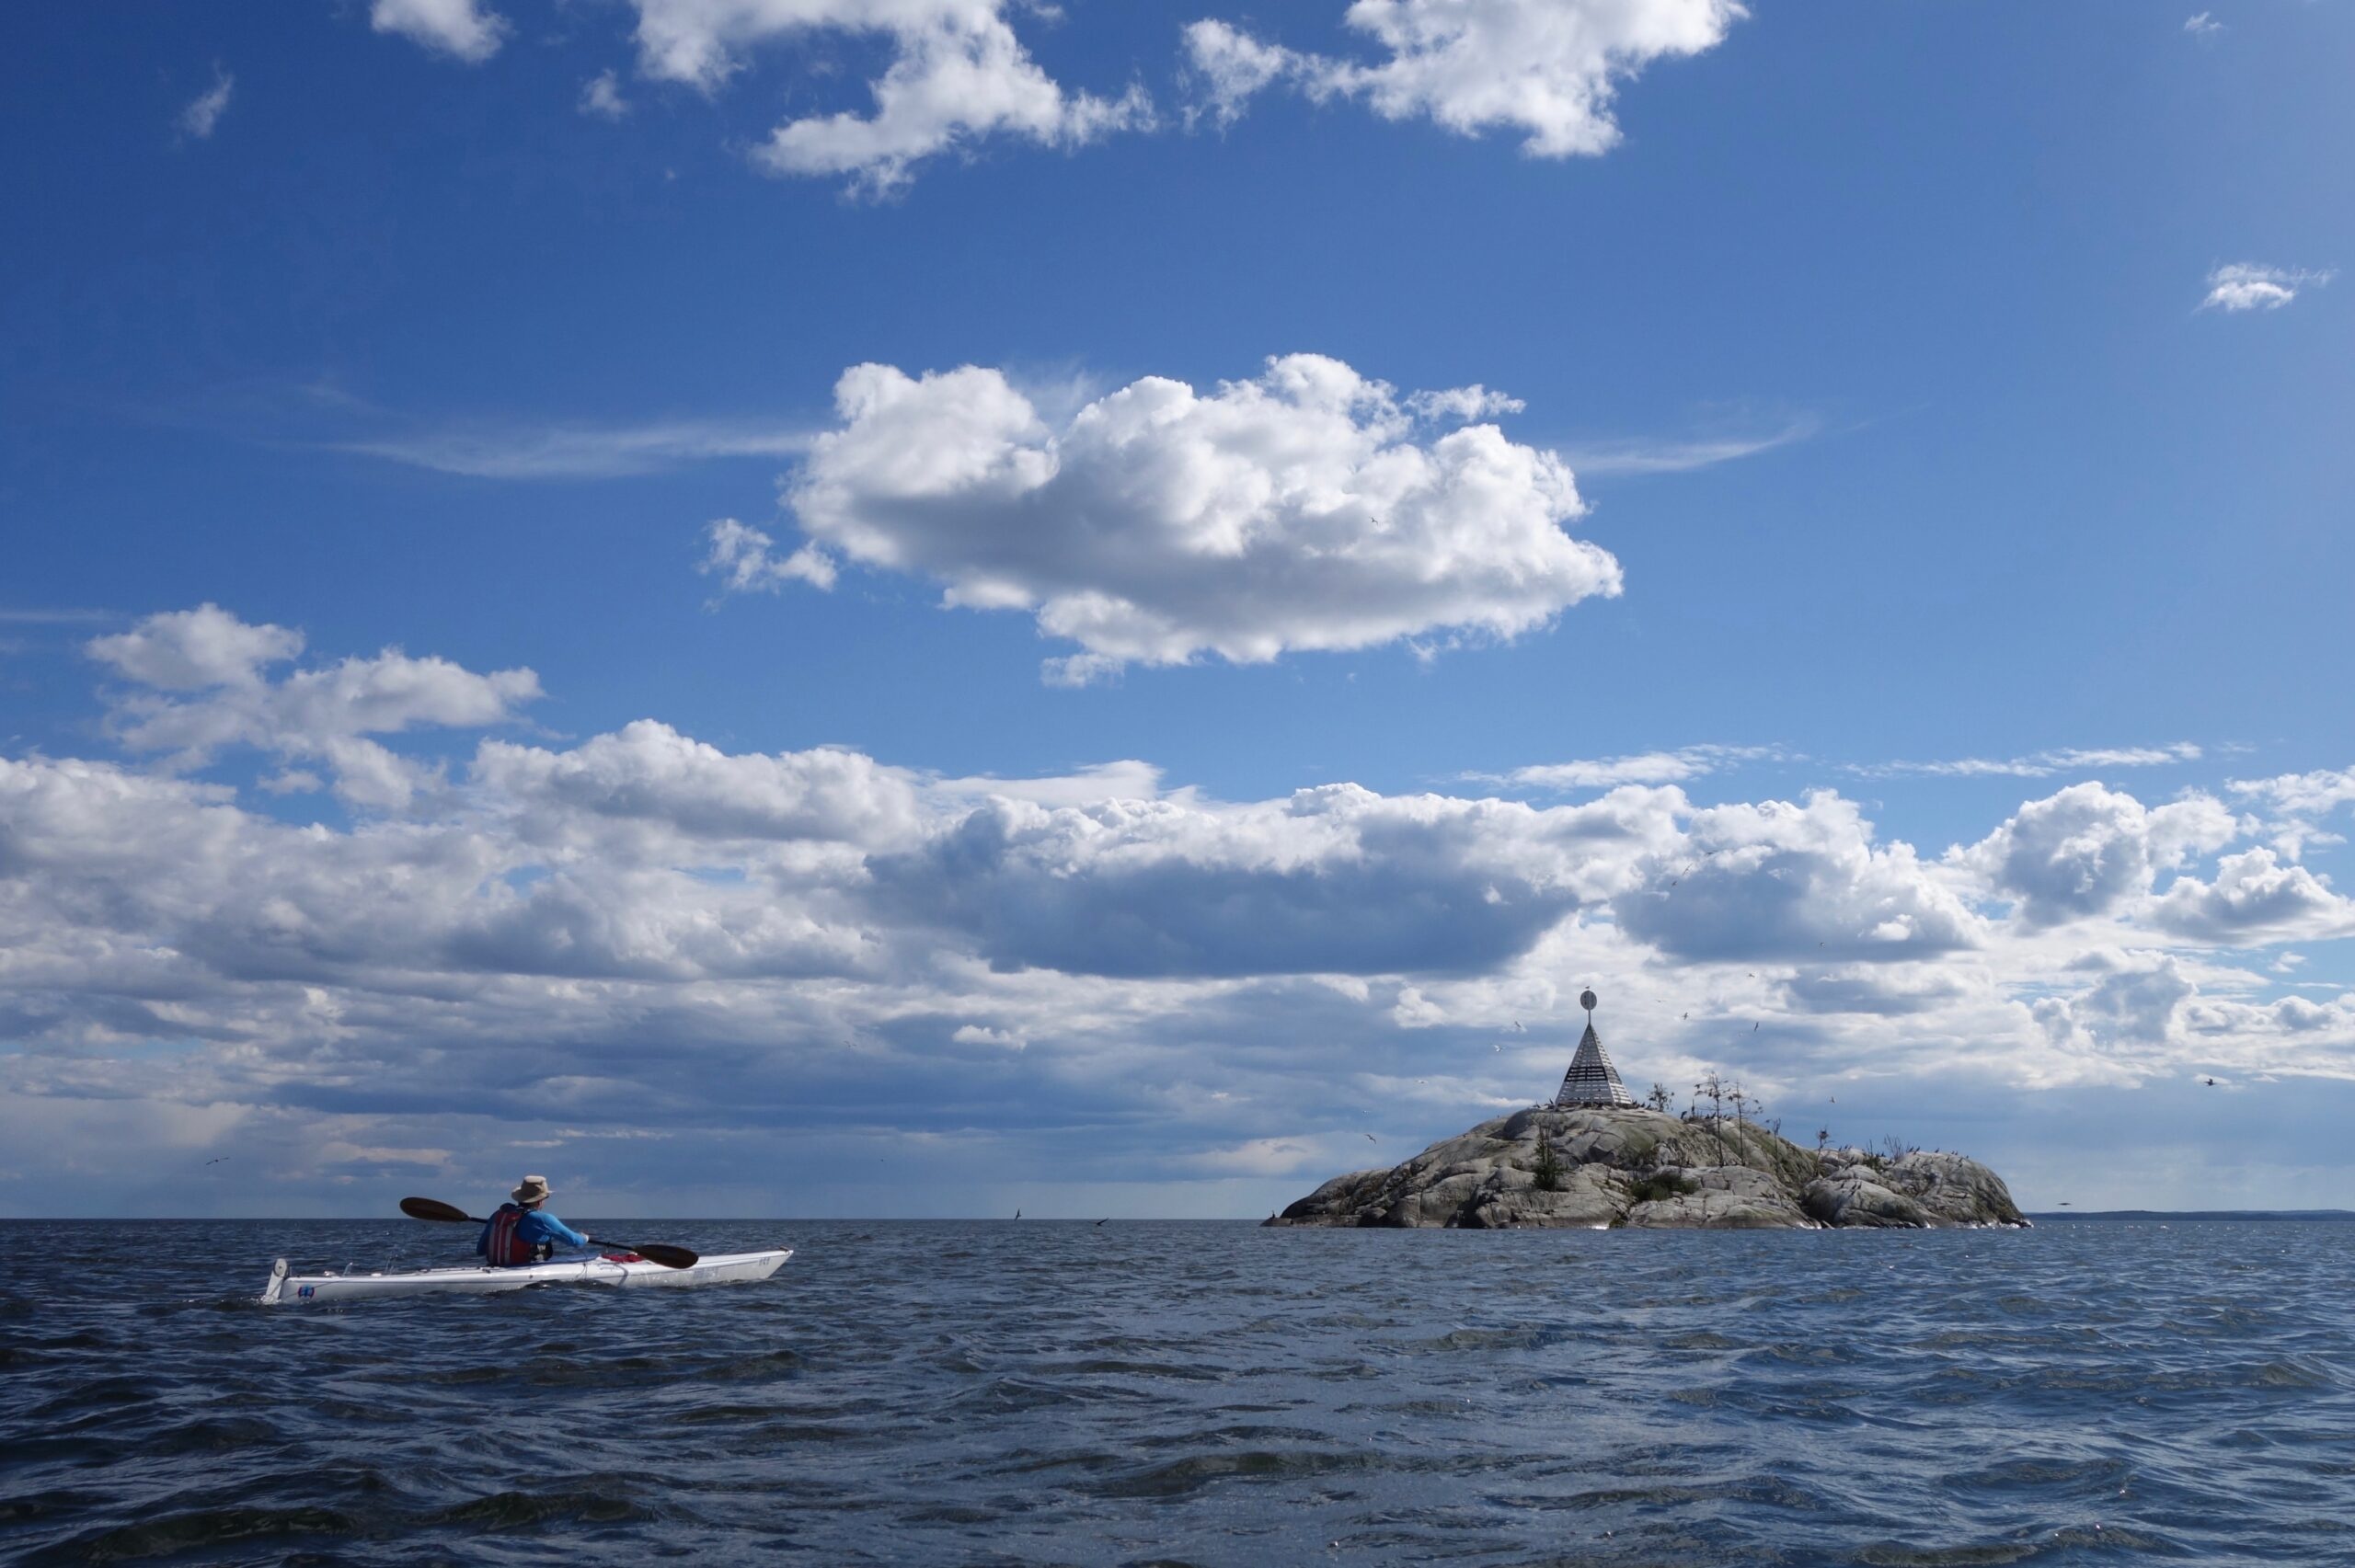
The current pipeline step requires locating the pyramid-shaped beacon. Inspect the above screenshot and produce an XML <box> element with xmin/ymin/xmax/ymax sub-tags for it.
<box><xmin>1553</xmin><ymin>989</ymin><xmax>1636</xmax><ymax>1108</ymax></box>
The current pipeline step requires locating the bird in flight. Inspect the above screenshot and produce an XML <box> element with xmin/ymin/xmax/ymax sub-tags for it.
<box><xmin>204</xmin><ymin>1157</ymin><xmax>228</xmax><ymax>1165</ymax></box>
<box><xmin>1364</xmin><ymin>1132</ymin><xmax>1377</xmax><ymax>1142</ymax></box>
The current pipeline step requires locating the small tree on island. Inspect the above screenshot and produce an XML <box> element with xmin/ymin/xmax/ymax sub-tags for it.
<box><xmin>1532</xmin><ymin>1127</ymin><xmax>1565</xmax><ymax>1192</ymax></box>
<box><xmin>1646</xmin><ymin>1082</ymin><xmax>1673</xmax><ymax>1112</ymax></box>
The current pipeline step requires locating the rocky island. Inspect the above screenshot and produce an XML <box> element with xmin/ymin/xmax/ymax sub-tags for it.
<box><xmin>1269</xmin><ymin>988</ymin><xmax>2025</xmax><ymax>1230</ymax></box>
<box><xmin>1265</xmin><ymin>1104</ymin><xmax>2025</xmax><ymax>1229</ymax></box>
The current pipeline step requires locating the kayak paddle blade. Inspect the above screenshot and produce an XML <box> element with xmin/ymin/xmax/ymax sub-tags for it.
<box><xmin>628</xmin><ymin>1242</ymin><xmax>699</xmax><ymax>1269</ymax></box>
<box><xmin>399</xmin><ymin>1196</ymin><xmax>476</xmax><ymax>1224</ymax></box>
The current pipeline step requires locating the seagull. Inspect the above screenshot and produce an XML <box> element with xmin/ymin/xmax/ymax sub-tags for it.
<box><xmin>1493</xmin><ymin>1043</ymin><xmax>1501</xmax><ymax>1052</ymax></box>
<box><xmin>203</xmin><ymin>1157</ymin><xmax>228</xmax><ymax>1165</ymax></box>
<box><xmin>1364</xmin><ymin>1132</ymin><xmax>1378</xmax><ymax>1142</ymax></box>
<box><xmin>1753</xmin><ymin>1022</ymin><xmax>1760</xmax><ymax>1033</ymax></box>
<box><xmin>1511</xmin><ymin>1021</ymin><xmax>1525</xmax><ymax>1033</ymax></box>
<box><xmin>2204</xmin><ymin>1077</ymin><xmax>2217</xmax><ymax>1087</ymax></box>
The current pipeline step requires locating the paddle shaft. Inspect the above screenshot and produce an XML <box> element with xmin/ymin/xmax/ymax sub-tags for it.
<box><xmin>397</xmin><ymin>1196</ymin><xmax>697</xmax><ymax>1268</ymax></box>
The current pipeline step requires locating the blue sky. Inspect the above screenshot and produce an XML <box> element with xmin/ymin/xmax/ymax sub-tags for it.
<box><xmin>4</xmin><ymin>1</ymin><xmax>2352</xmax><ymax>1218</ymax></box>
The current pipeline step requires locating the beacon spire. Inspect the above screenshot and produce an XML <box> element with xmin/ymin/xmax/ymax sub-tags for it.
<box><xmin>1553</xmin><ymin>987</ymin><xmax>1636</xmax><ymax>1108</ymax></box>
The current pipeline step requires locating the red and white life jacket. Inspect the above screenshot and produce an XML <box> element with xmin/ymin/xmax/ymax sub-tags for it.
<box><xmin>482</xmin><ymin>1203</ymin><xmax>537</xmax><ymax>1266</ymax></box>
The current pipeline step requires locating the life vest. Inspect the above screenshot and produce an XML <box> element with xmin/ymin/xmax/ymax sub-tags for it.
<box><xmin>482</xmin><ymin>1203</ymin><xmax>540</xmax><ymax>1266</ymax></box>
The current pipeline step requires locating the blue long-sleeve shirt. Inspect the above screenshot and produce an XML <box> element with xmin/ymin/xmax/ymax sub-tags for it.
<box><xmin>477</xmin><ymin>1204</ymin><xmax>591</xmax><ymax>1263</ymax></box>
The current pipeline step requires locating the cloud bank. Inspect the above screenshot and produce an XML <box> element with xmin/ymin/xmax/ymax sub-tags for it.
<box><xmin>8</xmin><ymin>611</ymin><xmax>2355</xmax><ymax>1215</ymax></box>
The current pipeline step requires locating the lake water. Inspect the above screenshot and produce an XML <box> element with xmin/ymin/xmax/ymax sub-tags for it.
<box><xmin>4</xmin><ymin>1218</ymin><xmax>2352</xmax><ymax>1565</ymax></box>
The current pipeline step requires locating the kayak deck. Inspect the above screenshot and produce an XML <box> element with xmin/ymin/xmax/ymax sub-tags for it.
<box><xmin>261</xmin><ymin>1248</ymin><xmax>791</xmax><ymax>1305</ymax></box>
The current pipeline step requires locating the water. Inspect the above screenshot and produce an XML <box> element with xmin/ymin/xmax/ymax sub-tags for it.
<box><xmin>5</xmin><ymin>1219</ymin><xmax>2353</xmax><ymax>1565</ymax></box>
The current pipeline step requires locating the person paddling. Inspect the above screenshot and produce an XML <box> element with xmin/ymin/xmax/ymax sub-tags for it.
<box><xmin>477</xmin><ymin>1174</ymin><xmax>592</xmax><ymax>1266</ymax></box>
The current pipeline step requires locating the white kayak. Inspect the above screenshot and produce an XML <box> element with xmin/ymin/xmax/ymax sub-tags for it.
<box><xmin>261</xmin><ymin>1248</ymin><xmax>790</xmax><ymax>1305</ymax></box>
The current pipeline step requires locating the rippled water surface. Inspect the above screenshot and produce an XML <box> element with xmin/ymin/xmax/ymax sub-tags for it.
<box><xmin>5</xmin><ymin>1218</ymin><xmax>2354</xmax><ymax>1565</ymax></box>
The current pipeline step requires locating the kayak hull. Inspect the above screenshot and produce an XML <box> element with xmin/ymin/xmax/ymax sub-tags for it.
<box><xmin>261</xmin><ymin>1248</ymin><xmax>790</xmax><ymax>1305</ymax></box>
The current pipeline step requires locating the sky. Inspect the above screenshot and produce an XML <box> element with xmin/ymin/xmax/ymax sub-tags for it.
<box><xmin>3</xmin><ymin>0</ymin><xmax>2352</xmax><ymax>1219</ymax></box>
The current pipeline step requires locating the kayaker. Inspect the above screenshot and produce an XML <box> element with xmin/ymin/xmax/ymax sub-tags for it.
<box><xmin>477</xmin><ymin>1174</ymin><xmax>592</xmax><ymax>1266</ymax></box>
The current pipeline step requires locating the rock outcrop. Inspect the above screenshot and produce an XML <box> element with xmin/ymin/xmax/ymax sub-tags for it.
<box><xmin>1267</xmin><ymin>1106</ymin><xmax>2026</xmax><ymax>1230</ymax></box>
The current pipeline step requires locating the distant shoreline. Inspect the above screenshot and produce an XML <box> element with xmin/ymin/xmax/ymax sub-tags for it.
<box><xmin>2028</xmin><ymin>1209</ymin><xmax>2355</xmax><ymax>1221</ymax></box>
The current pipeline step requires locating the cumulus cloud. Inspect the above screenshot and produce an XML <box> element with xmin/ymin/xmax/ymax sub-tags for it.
<box><xmin>178</xmin><ymin>67</ymin><xmax>234</xmax><ymax>140</ymax></box>
<box><xmin>371</xmin><ymin>0</ymin><xmax>509</xmax><ymax>63</ymax></box>
<box><xmin>751</xmin><ymin>353</ymin><xmax>1617</xmax><ymax>681</ymax></box>
<box><xmin>1616</xmin><ymin>792</ymin><xmax>1983</xmax><ymax>963</ymax></box>
<box><xmin>625</xmin><ymin>0</ymin><xmax>1151</xmax><ymax>192</ymax></box>
<box><xmin>86</xmin><ymin>606</ymin><xmax>540</xmax><ymax>811</ymax></box>
<box><xmin>474</xmin><ymin>720</ymin><xmax>922</xmax><ymax>853</ymax></box>
<box><xmin>2201</xmin><ymin>263</ymin><xmax>2334</xmax><ymax>313</ymax></box>
<box><xmin>2183</xmin><ymin>13</ymin><xmax>2223</xmax><ymax>38</ymax></box>
<box><xmin>1183</xmin><ymin>0</ymin><xmax>1743</xmax><ymax>157</ymax></box>
<box><xmin>1957</xmin><ymin>782</ymin><xmax>2237</xmax><ymax>927</ymax></box>
<box><xmin>2151</xmin><ymin>849</ymin><xmax>2355</xmax><ymax>944</ymax></box>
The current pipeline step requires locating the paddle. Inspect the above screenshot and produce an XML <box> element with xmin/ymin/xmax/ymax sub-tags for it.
<box><xmin>398</xmin><ymin>1196</ymin><xmax>699</xmax><ymax>1269</ymax></box>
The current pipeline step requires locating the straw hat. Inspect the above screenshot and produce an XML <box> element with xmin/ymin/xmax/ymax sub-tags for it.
<box><xmin>511</xmin><ymin>1174</ymin><xmax>553</xmax><ymax>1206</ymax></box>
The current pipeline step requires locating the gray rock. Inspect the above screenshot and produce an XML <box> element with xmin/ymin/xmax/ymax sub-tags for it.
<box><xmin>1268</xmin><ymin>1108</ymin><xmax>2026</xmax><ymax>1230</ymax></box>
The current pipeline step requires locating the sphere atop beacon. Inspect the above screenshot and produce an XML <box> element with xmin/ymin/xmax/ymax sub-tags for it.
<box><xmin>1579</xmin><ymin>989</ymin><xmax>1597</xmax><ymax>1013</ymax></box>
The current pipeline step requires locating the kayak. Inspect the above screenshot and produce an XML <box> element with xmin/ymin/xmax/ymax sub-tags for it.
<box><xmin>260</xmin><ymin>1248</ymin><xmax>790</xmax><ymax>1305</ymax></box>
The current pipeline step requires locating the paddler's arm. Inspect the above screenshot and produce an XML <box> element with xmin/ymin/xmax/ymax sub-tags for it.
<box><xmin>527</xmin><ymin>1209</ymin><xmax>592</xmax><ymax>1251</ymax></box>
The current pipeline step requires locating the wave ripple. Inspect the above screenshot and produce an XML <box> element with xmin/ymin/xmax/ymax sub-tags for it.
<box><xmin>3</xmin><ymin>1218</ymin><xmax>2352</xmax><ymax>1564</ymax></box>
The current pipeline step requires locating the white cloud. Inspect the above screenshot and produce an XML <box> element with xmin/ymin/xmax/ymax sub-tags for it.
<box><xmin>2201</xmin><ymin>263</ymin><xmax>2334</xmax><ymax>313</ymax></box>
<box><xmin>580</xmin><ymin>69</ymin><xmax>631</xmax><ymax>121</ymax></box>
<box><xmin>1615</xmin><ymin>792</ymin><xmax>1983</xmax><ymax>963</ymax></box>
<box><xmin>474</xmin><ymin>720</ymin><xmax>923</xmax><ymax>852</ymax></box>
<box><xmin>1184</xmin><ymin>0</ymin><xmax>1744</xmax><ymax>157</ymax></box>
<box><xmin>625</xmin><ymin>0</ymin><xmax>1152</xmax><ymax>192</ymax></box>
<box><xmin>1856</xmin><ymin>742</ymin><xmax>2202</xmax><ymax>781</ymax></box>
<box><xmin>1480</xmin><ymin>744</ymin><xmax>1784</xmax><ymax>793</ymax></box>
<box><xmin>86</xmin><ymin>606</ymin><xmax>540</xmax><ymax>811</ymax></box>
<box><xmin>1180</xmin><ymin>19</ymin><xmax>1304</xmax><ymax>130</ymax></box>
<box><xmin>88</xmin><ymin>603</ymin><xmax>302</xmax><ymax>691</ymax></box>
<box><xmin>1956</xmin><ymin>781</ymin><xmax>2236</xmax><ymax>926</ymax></box>
<box><xmin>699</xmin><ymin>518</ymin><xmax>838</xmax><ymax>594</ymax></box>
<box><xmin>371</xmin><ymin>0</ymin><xmax>509</xmax><ymax>63</ymax></box>
<box><xmin>756</xmin><ymin>353</ymin><xmax>1617</xmax><ymax>680</ymax></box>
<box><xmin>18</xmin><ymin>611</ymin><xmax>2355</xmax><ymax>1214</ymax></box>
<box><xmin>178</xmin><ymin>68</ymin><xmax>234</xmax><ymax>140</ymax></box>
<box><xmin>338</xmin><ymin>418</ymin><xmax>810</xmax><ymax>479</ymax></box>
<box><xmin>1555</xmin><ymin>415</ymin><xmax>1818</xmax><ymax>477</ymax></box>
<box><xmin>2232</xmin><ymin>764</ymin><xmax>2355</xmax><ymax>821</ymax></box>
<box><xmin>2183</xmin><ymin>13</ymin><xmax>2223</xmax><ymax>38</ymax></box>
<box><xmin>2151</xmin><ymin>849</ymin><xmax>2355</xmax><ymax>944</ymax></box>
